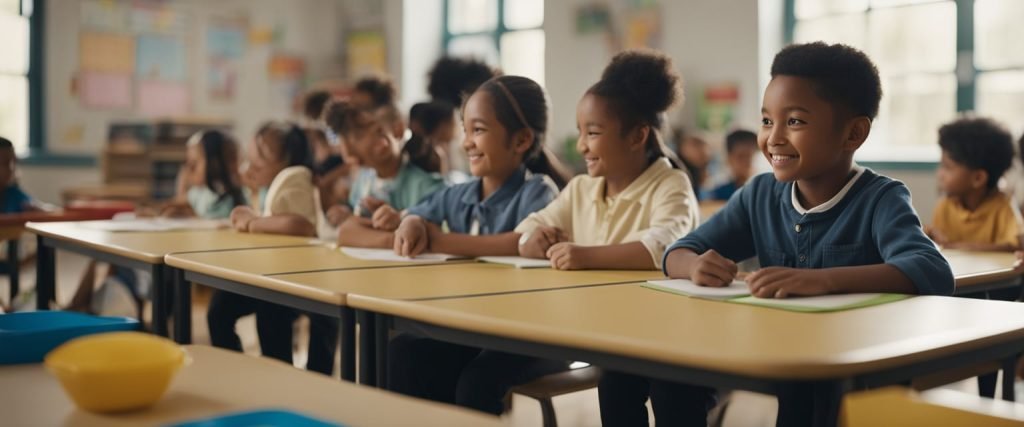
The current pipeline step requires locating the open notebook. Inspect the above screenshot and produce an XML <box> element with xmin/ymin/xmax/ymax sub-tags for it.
<box><xmin>644</xmin><ymin>279</ymin><xmax>909</xmax><ymax>312</ymax></box>
<box><xmin>477</xmin><ymin>256</ymin><xmax>551</xmax><ymax>269</ymax></box>
<box><xmin>81</xmin><ymin>218</ymin><xmax>229</xmax><ymax>232</ymax></box>
<box><xmin>339</xmin><ymin>247</ymin><xmax>468</xmax><ymax>263</ymax></box>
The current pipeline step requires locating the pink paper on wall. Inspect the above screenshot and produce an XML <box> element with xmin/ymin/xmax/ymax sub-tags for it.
<box><xmin>137</xmin><ymin>80</ymin><xmax>189</xmax><ymax>117</ymax></box>
<box><xmin>79</xmin><ymin>71</ymin><xmax>132</xmax><ymax>109</ymax></box>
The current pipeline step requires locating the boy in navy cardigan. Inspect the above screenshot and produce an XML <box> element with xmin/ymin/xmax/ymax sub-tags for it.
<box><xmin>663</xmin><ymin>42</ymin><xmax>954</xmax><ymax>426</ymax></box>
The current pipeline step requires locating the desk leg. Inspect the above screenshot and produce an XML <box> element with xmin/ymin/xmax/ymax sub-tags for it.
<box><xmin>375</xmin><ymin>314</ymin><xmax>388</xmax><ymax>387</ymax></box>
<box><xmin>1002</xmin><ymin>354</ymin><xmax>1019</xmax><ymax>401</ymax></box>
<box><xmin>357</xmin><ymin>310</ymin><xmax>377</xmax><ymax>387</ymax></box>
<box><xmin>813</xmin><ymin>382</ymin><xmax>844</xmax><ymax>427</ymax></box>
<box><xmin>8</xmin><ymin>240</ymin><xmax>19</xmax><ymax>302</ymax></box>
<box><xmin>151</xmin><ymin>264</ymin><xmax>168</xmax><ymax>337</ymax></box>
<box><xmin>35</xmin><ymin>235</ymin><xmax>54</xmax><ymax>310</ymax></box>
<box><xmin>172</xmin><ymin>268</ymin><xmax>192</xmax><ymax>344</ymax></box>
<box><xmin>340</xmin><ymin>307</ymin><xmax>356</xmax><ymax>382</ymax></box>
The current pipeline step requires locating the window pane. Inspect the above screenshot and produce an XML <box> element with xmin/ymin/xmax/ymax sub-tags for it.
<box><xmin>795</xmin><ymin>0</ymin><xmax>866</xmax><ymax>19</ymax></box>
<box><xmin>0</xmin><ymin>12</ymin><xmax>28</xmax><ymax>75</ymax></box>
<box><xmin>977</xmin><ymin>70</ymin><xmax>1024</xmax><ymax>135</ymax></box>
<box><xmin>867</xmin><ymin>2</ymin><xmax>956</xmax><ymax>75</ymax></box>
<box><xmin>500</xmin><ymin>30</ymin><xmax>544</xmax><ymax>86</ymax></box>
<box><xmin>794</xmin><ymin>13</ymin><xmax>866</xmax><ymax>47</ymax></box>
<box><xmin>871</xmin><ymin>73</ymin><xmax>956</xmax><ymax>149</ymax></box>
<box><xmin>447</xmin><ymin>0</ymin><xmax>497</xmax><ymax>34</ymax></box>
<box><xmin>0</xmin><ymin>0</ymin><xmax>18</xmax><ymax>15</ymax></box>
<box><xmin>0</xmin><ymin>75</ymin><xmax>27</xmax><ymax>154</ymax></box>
<box><xmin>448</xmin><ymin>35</ymin><xmax>499</xmax><ymax>67</ymax></box>
<box><xmin>870</xmin><ymin>0</ymin><xmax>942</xmax><ymax>7</ymax></box>
<box><xmin>504</xmin><ymin>0</ymin><xmax>543</xmax><ymax>30</ymax></box>
<box><xmin>975</xmin><ymin>0</ymin><xmax>1024</xmax><ymax>70</ymax></box>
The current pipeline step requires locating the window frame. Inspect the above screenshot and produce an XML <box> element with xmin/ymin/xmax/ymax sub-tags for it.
<box><xmin>441</xmin><ymin>0</ymin><xmax>544</xmax><ymax>80</ymax></box>
<box><xmin>782</xmin><ymin>0</ymin><xmax>978</xmax><ymax>167</ymax></box>
<box><xmin>20</xmin><ymin>0</ymin><xmax>94</xmax><ymax>166</ymax></box>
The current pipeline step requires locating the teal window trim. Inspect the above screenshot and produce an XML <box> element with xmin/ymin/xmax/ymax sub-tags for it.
<box><xmin>22</xmin><ymin>1</ymin><xmax>94</xmax><ymax>167</ymax></box>
<box><xmin>783</xmin><ymin>0</ymin><xmax>974</xmax><ymax>170</ymax></box>
<box><xmin>442</xmin><ymin>0</ymin><xmax>540</xmax><ymax>61</ymax></box>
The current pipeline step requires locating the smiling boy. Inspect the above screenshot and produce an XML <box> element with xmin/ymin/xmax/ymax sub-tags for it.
<box><xmin>663</xmin><ymin>42</ymin><xmax>953</xmax><ymax>299</ymax></box>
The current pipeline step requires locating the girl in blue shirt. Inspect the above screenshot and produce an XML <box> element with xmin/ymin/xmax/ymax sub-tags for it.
<box><xmin>384</xmin><ymin>75</ymin><xmax>573</xmax><ymax>416</ymax></box>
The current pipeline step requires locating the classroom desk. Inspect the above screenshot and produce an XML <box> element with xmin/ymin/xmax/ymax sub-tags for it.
<box><xmin>945</xmin><ymin>249</ymin><xmax>1023</xmax><ymax>296</ymax></box>
<box><xmin>165</xmin><ymin>250</ymin><xmax>660</xmax><ymax>385</ymax></box>
<box><xmin>842</xmin><ymin>387</ymin><xmax>1024</xmax><ymax>426</ymax></box>
<box><xmin>27</xmin><ymin>221</ymin><xmax>315</xmax><ymax>337</ymax></box>
<box><xmin>0</xmin><ymin>345</ymin><xmax>504</xmax><ymax>427</ymax></box>
<box><xmin>0</xmin><ymin>211</ymin><xmax>121</xmax><ymax>302</ymax></box>
<box><xmin>348</xmin><ymin>284</ymin><xmax>1024</xmax><ymax>427</ymax></box>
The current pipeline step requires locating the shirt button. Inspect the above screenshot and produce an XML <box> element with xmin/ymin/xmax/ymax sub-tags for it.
<box><xmin>795</xmin><ymin>224</ymin><xmax>802</xmax><ymax>233</ymax></box>
<box><xmin>799</xmin><ymin>254</ymin><xmax>807</xmax><ymax>262</ymax></box>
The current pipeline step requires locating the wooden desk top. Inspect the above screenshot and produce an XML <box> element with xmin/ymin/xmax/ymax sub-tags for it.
<box><xmin>842</xmin><ymin>387</ymin><xmax>1024</xmax><ymax>426</ymax></box>
<box><xmin>265</xmin><ymin>263</ymin><xmax>662</xmax><ymax>304</ymax></box>
<box><xmin>348</xmin><ymin>284</ymin><xmax>1024</xmax><ymax>380</ymax></box>
<box><xmin>165</xmin><ymin>245</ymin><xmax>470</xmax><ymax>277</ymax></box>
<box><xmin>0</xmin><ymin>345</ymin><xmax>504</xmax><ymax>427</ymax></box>
<box><xmin>27</xmin><ymin>221</ymin><xmax>314</xmax><ymax>263</ymax></box>
<box><xmin>944</xmin><ymin>249</ymin><xmax>1022</xmax><ymax>288</ymax></box>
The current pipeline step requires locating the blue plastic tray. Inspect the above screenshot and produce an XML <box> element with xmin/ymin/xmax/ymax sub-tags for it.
<box><xmin>0</xmin><ymin>311</ymin><xmax>140</xmax><ymax>364</ymax></box>
<box><xmin>168</xmin><ymin>409</ymin><xmax>343</xmax><ymax>427</ymax></box>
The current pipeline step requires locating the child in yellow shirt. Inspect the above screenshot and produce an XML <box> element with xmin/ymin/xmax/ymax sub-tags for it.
<box><xmin>927</xmin><ymin>117</ymin><xmax>1022</xmax><ymax>252</ymax></box>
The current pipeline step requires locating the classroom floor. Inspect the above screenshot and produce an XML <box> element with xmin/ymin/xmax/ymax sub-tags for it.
<box><xmin>2</xmin><ymin>249</ymin><xmax>1020</xmax><ymax>427</ymax></box>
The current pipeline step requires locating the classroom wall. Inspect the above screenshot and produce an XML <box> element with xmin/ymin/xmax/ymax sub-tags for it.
<box><xmin>22</xmin><ymin>0</ymin><xmax>404</xmax><ymax>204</ymax></box>
<box><xmin>544</xmin><ymin>0</ymin><xmax>762</xmax><ymax>150</ymax></box>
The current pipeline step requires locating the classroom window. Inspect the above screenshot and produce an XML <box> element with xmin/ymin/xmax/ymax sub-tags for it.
<box><xmin>793</xmin><ymin>0</ymin><xmax>957</xmax><ymax>161</ymax></box>
<box><xmin>0</xmin><ymin>0</ymin><xmax>29</xmax><ymax>154</ymax></box>
<box><xmin>974</xmin><ymin>0</ymin><xmax>1024</xmax><ymax>135</ymax></box>
<box><xmin>444</xmin><ymin>0</ymin><xmax>545</xmax><ymax>86</ymax></box>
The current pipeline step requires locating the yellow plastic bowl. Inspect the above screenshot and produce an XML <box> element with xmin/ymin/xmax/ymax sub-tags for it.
<box><xmin>44</xmin><ymin>331</ymin><xmax>186</xmax><ymax>413</ymax></box>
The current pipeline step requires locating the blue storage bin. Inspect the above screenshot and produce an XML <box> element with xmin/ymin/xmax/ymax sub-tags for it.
<box><xmin>0</xmin><ymin>311</ymin><xmax>140</xmax><ymax>364</ymax></box>
<box><xmin>167</xmin><ymin>409</ymin><xmax>343</xmax><ymax>427</ymax></box>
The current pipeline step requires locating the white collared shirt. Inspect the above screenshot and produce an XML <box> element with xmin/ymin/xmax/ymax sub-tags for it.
<box><xmin>791</xmin><ymin>166</ymin><xmax>865</xmax><ymax>215</ymax></box>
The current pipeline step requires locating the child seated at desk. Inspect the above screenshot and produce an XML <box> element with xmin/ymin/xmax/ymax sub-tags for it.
<box><xmin>0</xmin><ymin>137</ymin><xmax>43</xmax><ymax>214</ymax></box>
<box><xmin>661</xmin><ymin>42</ymin><xmax>954</xmax><ymax>426</ymax></box>
<box><xmin>514</xmin><ymin>50</ymin><xmax>699</xmax><ymax>272</ymax></box>
<box><xmin>706</xmin><ymin>129</ymin><xmax>758</xmax><ymax>201</ymax></box>
<box><xmin>926</xmin><ymin>117</ymin><xmax>1022</xmax><ymax>252</ymax></box>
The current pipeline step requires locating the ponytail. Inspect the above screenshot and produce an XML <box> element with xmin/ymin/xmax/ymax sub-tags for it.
<box><xmin>478</xmin><ymin>75</ymin><xmax>573</xmax><ymax>189</ymax></box>
<box><xmin>401</xmin><ymin>135</ymin><xmax>442</xmax><ymax>173</ymax></box>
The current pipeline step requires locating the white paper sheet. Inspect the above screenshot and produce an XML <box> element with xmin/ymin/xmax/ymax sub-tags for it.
<box><xmin>477</xmin><ymin>256</ymin><xmax>552</xmax><ymax>269</ymax></box>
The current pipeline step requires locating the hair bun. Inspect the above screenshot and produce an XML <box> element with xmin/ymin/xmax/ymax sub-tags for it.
<box><xmin>599</xmin><ymin>49</ymin><xmax>682</xmax><ymax>114</ymax></box>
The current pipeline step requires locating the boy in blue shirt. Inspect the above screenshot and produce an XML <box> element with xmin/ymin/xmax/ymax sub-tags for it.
<box><xmin>0</xmin><ymin>137</ymin><xmax>40</xmax><ymax>214</ymax></box>
<box><xmin>663</xmin><ymin>42</ymin><xmax>954</xmax><ymax>426</ymax></box>
<box><xmin>707</xmin><ymin>129</ymin><xmax>758</xmax><ymax>201</ymax></box>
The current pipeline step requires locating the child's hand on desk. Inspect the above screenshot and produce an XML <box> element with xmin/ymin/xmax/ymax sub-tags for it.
<box><xmin>326</xmin><ymin>205</ymin><xmax>353</xmax><ymax>227</ymax></box>
<box><xmin>746</xmin><ymin>267</ymin><xmax>830</xmax><ymax>298</ymax></box>
<box><xmin>690</xmin><ymin>249</ymin><xmax>738</xmax><ymax>287</ymax></box>
<box><xmin>230</xmin><ymin>206</ymin><xmax>258</xmax><ymax>232</ymax></box>
<box><xmin>547</xmin><ymin>242</ymin><xmax>588</xmax><ymax>270</ymax></box>
<box><xmin>359</xmin><ymin>196</ymin><xmax>387</xmax><ymax>215</ymax></box>
<box><xmin>371</xmin><ymin>204</ymin><xmax>401</xmax><ymax>231</ymax></box>
<box><xmin>924</xmin><ymin>226</ymin><xmax>948</xmax><ymax>246</ymax></box>
<box><xmin>518</xmin><ymin>226</ymin><xmax>568</xmax><ymax>259</ymax></box>
<box><xmin>393</xmin><ymin>216</ymin><xmax>428</xmax><ymax>257</ymax></box>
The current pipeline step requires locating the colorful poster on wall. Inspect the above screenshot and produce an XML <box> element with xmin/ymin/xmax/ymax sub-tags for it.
<box><xmin>137</xmin><ymin>80</ymin><xmax>189</xmax><ymax>116</ymax></box>
<box><xmin>80</xmin><ymin>0</ymin><xmax>129</xmax><ymax>33</ymax></box>
<box><xmin>622</xmin><ymin>1</ymin><xmax>662</xmax><ymax>50</ymax></box>
<box><xmin>346</xmin><ymin>31</ymin><xmax>387</xmax><ymax>78</ymax></box>
<box><xmin>207</xmin><ymin>57</ymin><xmax>236</xmax><ymax>100</ymax></box>
<box><xmin>268</xmin><ymin>54</ymin><xmax>306</xmax><ymax>115</ymax></box>
<box><xmin>79</xmin><ymin>32</ymin><xmax>135</xmax><ymax>73</ymax></box>
<box><xmin>697</xmin><ymin>83</ymin><xmax>739</xmax><ymax>132</ymax></box>
<box><xmin>207</xmin><ymin>21</ymin><xmax>247</xmax><ymax>59</ymax></box>
<box><xmin>78</xmin><ymin>71</ymin><xmax>132</xmax><ymax>109</ymax></box>
<box><xmin>131</xmin><ymin>2</ymin><xmax>188</xmax><ymax>34</ymax></box>
<box><xmin>136</xmin><ymin>34</ymin><xmax>186</xmax><ymax>81</ymax></box>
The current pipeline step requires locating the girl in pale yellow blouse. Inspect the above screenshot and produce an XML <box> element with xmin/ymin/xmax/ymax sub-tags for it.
<box><xmin>514</xmin><ymin>50</ymin><xmax>699</xmax><ymax>270</ymax></box>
